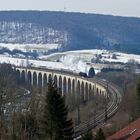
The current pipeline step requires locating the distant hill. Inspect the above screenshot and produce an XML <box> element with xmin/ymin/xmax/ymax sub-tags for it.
<box><xmin>0</xmin><ymin>11</ymin><xmax>140</xmax><ymax>54</ymax></box>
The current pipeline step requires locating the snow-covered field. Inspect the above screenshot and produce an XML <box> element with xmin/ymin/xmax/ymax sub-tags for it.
<box><xmin>1</xmin><ymin>46</ymin><xmax>140</xmax><ymax>75</ymax></box>
<box><xmin>41</xmin><ymin>49</ymin><xmax>140</xmax><ymax>64</ymax></box>
<box><xmin>0</xmin><ymin>55</ymin><xmax>92</xmax><ymax>74</ymax></box>
<box><xmin>0</xmin><ymin>43</ymin><xmax>60</xmax><ymax>53</ymax></box>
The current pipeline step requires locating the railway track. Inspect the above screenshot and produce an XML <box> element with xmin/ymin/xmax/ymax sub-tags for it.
<box><xmin>73</xmin><ymin>78</ymin><xmax>123</xmax><ymax>138</ymax></box>
<box><xmin>15</xmin><ymin>66</ymin><xmax>122</xmax><ymax>138</ymax></box>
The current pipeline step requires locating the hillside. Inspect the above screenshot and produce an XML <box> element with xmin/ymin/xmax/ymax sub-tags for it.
<box><xmin>0</xmin><ymin>11</ymin><xmax>140</xmax><ymax>54</ymax></box>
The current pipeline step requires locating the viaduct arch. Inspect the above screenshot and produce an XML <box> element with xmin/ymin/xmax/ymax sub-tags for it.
<box><xmin>16</xmin><ymin>67</ymin><xmax>108</xmax><ymax>101</ymax></box>
<box><xmin>16</xmin><ymin>66</ymin><xmax>123</xmax><ymax>137</ymax></box>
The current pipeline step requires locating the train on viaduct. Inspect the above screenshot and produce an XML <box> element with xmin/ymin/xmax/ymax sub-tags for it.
<box><xmin>16</xmin><ymin>67</ymin><xmax>108</xmax><ymax>101</ymax></box>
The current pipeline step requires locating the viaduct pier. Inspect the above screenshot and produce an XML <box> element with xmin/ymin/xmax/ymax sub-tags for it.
<box><xmin>16</xmin><ymin>66</ymin><xmax>122</xmax><ymax>137</ymax></box>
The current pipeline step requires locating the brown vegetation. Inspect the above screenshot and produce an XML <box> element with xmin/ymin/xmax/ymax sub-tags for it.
<box><xmin>96</xmin><ymin>71</ymin><xmax>140</xmax><ymax>137</ymax></box>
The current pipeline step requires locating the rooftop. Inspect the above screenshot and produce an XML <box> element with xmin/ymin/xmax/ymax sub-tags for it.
<box><xmin>107</xmin><ymin>118</ymin><xmax>140</xmax><ymax>140</ymax></box>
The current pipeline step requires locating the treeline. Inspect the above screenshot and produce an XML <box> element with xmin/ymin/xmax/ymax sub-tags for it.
<box><xmin>0</xmin><ymin>63</ymin><xmax>106</xmax><ymax>140</ymax></box>
<box><xmin>0</xmin><ymin>11</ymin><xmax>140</xmax><ymax>53</ymax></box>
<box><xmin>101</xmin><ymin>68</ymin><xmax>123</xmax><ymax>73</ymax></box>
<box><xmin>96</xmin><ymin>70</ymin><xmax>140</xmax><ymax>136</ymax></box>
<box><xmin>0</xmin><ymin>63</ymin><xmax>73</xmax><ymax>140</ymax></box>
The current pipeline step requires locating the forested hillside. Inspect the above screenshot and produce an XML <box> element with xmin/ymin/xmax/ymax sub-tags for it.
<box><xmin>0</xmin><ymin>11</ymin><xmax>140</xmax><ymax>53</ymax></box>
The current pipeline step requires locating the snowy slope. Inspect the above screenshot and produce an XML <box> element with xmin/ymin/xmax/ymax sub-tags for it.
<box><xmin>0</xmin><ymin>21</ymin><xmax>68</xmax><ymax>45</ymax></box>
<box><xmin>0</xmin><ymin>43</ymin><xmax>60</xmax><ymax>53</ymax></box>
<box><xmin>0</xmin><ymin>55</ymin><xmax>91</xmax><ymax>74</ymax></box>
<box><xmin>1</xmin><ymin>49</ymin><xmax>140</xmax><ymax>75</ymax></box>
<box><xmin>41</xmin><ymin>49</ymin><xmax>140</xmax><ymax>64</ymax></box>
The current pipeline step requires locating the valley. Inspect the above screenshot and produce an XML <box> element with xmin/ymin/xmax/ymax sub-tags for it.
<box><xmin>0</xmin><ymin>10</ymin><xmax>140</xmax><ymax>139</ymax></box>
<box><xmin>0</xmin><ymin>43</ymin><xmax>140</xmax><ymax>75</ymax></box>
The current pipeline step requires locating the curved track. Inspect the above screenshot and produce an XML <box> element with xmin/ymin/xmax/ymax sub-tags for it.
<box><xmin>73</xmin><ymin>78</ymin><xmax>123</xmax><ymax>138</ymax></box>
<box><xmin>16</xmin><ymin>66</ymin><xmax>123</xmax><ymax>138</ymax></box>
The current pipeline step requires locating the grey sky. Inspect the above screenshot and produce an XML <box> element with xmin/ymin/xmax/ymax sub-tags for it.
<box><xmin>0</xmin><ymin>0</ymin><xmax>140</xmax><ymax>17</ymax></box>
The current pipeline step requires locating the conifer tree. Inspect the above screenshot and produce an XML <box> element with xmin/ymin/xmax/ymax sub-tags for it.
<box><xmin>81</xmin><ymin>130</ymin><xmax>94</xmax><ymax>140</ymax></box>
<box><xmin>88</xmin><ymin>67</ymin><xmax>95</xmax><ymax>78</ymax></box>
<box><xmin>136</xmin><ymin>78</ymin><xmax>140</xmax><ymax>114</ymax></box>
<box><xmin>94</xmin><ymin>128</ymin><xmax>105</xmax><ymax>140</ymax></box>
<box><xmin>40</xmin><ymin>79</ymin><xmax>73</xmax><ymax>140</ymax></box>
<box><xmin>137</xmin><ymin>79</ymin><xmax>140</xmax><ymax>100</ymax></box>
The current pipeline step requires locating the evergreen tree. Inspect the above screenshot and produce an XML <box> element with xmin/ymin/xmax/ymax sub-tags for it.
<box><xmin>40</xmin><ymin>79</ymin><xmax>73</xmax><ymax>140</ymax></box>
<box><xmin>136</xmin><ymin>78</ymin><xmax>140</xmax><ymax>114</ymax></box>
<box><xmin>94</xmin><ymin>128</ymin><xmax>105</xmax><ymax>140</ymax></box>
<box><xmin>137</xmin><ymin>78</ymin><xmax>140</xmax><ymax>100</ymax></box>
<box><xmin>81</xmin><ymin>130</ymin><xmax>94</xmax><ymax>140</ymax></box>
<box><xmin>88</xmin><ymin>67</ymin><xmax>95</xmax><ymax>78</ymax></box>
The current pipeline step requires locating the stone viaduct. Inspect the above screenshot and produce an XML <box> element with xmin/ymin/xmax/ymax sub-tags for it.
<box><xmin>16</xmin><ymin>67</ymin><xmax>108</xmax><ymax>101</ymax></box>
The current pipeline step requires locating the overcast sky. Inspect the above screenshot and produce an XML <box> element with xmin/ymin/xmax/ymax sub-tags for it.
<box><xmin>0</xmin><ymin>0</ymin><xmax>140</xmax><ymax>17</ymax></box>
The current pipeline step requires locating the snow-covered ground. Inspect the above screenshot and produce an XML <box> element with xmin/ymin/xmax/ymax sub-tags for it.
<box><xmin>0</xmin><ymin>43</ymin><xmax>60</xmax><ymax>53</ymax></box>
<box><xmin>40</xmin><ymin>49</ymin><xmax>140</xmax><ymax>64</ymax></box>
<box><xmin>0</xmin><ymin>55</ymin><xmax>92</xmax><ymax>74</ymax></box>
<box><xmin>1</xmin><ymin>47</ymin><xmax>140</xmax><ymax>75</ymax></box>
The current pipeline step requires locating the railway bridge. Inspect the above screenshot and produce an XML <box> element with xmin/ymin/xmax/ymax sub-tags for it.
<box><xmin>16</xmin><ymin>67</ymin><xmax>108</xmax><ymax>101</ymax></box>
<box><xmin>16</xmin><ymin>66</ymin><xmax>122</xmax><ymax>137</ymax></box>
